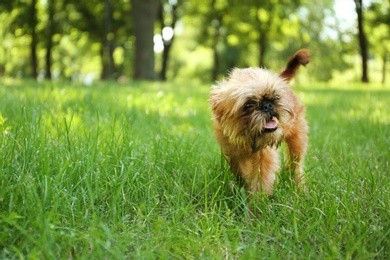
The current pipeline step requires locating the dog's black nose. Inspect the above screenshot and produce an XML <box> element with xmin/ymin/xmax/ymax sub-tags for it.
<box><xmin>260</xmin><ymin>102</ymin><xmax>273</xmax><ymax>113</ymax></box>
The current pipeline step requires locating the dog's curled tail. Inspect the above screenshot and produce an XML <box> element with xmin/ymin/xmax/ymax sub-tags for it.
<box><xmin>280</xmin><ymin>49</ymin><xmax>310</xmax><ymax>82</ymax></box>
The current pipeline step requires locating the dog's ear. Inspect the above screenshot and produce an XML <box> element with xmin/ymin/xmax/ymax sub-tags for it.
<box><xmin>209</xmin><ymin>87</ymin><xmax>221</xmax><ymax>120</ymax></box>
<box><xmin>209</xmin><ymin>94</ymin><xmax>224</xmax><ymax>122</ymax></box>
<box><xmin>280</xmin><ymin>49</ymin><xmax>310</xmax><ymax>82</ymax></box>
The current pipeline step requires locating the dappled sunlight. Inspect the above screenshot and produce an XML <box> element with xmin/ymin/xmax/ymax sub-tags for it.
<box><xmin>0</xmin><ymin>81</ymin><xmax>214</xmax><ymax>155</ymax></box>
<box><xmin>126</xmin><ymin>91</ymin><xmax>198</xmax><ymax>118</ymax></box>
<box><xmin>0</xmin><ymin>112</ymin><xmax>11</xmax><ymax>135</ymax></box>
<box><xmin>126</xmin><ymin>89</ymin><xmax>207</xmax><ymax>137</ymax></box>
<box><xmin>52</xmin><ymin>108</ymin><xmax>83</xmax><ymax>135</ymax></box>
<box><xmin>299</xmin><ymin>84</ymin><xmax>390</xmax><ymax>126</ymax></box>
<box><xmin>344</xmin><ymin>98</ymin><xmax>390</xmax><ymax>125</ymax></box>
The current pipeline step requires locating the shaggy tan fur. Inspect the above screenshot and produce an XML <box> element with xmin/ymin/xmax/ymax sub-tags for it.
<box><xmin>209</xmin><ymin>49</ymin><xmax>310</xmax><ymax>209</ymax></box>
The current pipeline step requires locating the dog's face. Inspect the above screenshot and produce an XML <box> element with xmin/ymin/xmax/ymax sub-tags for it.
<box><xmin>210</xmin><ymin>68</ymin><xmax>294</xmax><ymax>152</ymax></box>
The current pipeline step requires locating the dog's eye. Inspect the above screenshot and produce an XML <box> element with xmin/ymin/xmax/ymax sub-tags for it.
<box><xmin>243</xmin><ymin>101</ymin><xmax>256</xmax><ymax>112</ymax></box>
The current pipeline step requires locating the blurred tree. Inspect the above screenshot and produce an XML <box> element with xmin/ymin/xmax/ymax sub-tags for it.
<box><xmin>233</xmin><ymin>0</ymin><xmax>302</xmax><ymax>68</ymax></box>
<box><xmin>0</xmin><ymin>0</ymin><xmax>387</xmax><ymax>83</ymax></box>
<box><xmin>158</xmin><ymin>0</ymin><xmax>180</xmax><ymax>81</ymax></box>
<box><xmin>185</xmin><ymin>0</ymin><xmax>241</xmax><ymax>81</ymax></box>
<box><xmin>367</xmin><ymin>1</ymin><xmax>390</xmax><ymax>84</ymax></box>
<box><xmin>43</xmin><ymin>0</ymin><xmax>63</xmax><ymax>80</ymax></box>
<box><xmin>67</xmin><ymin>0</ymin><xmax>130</xmax><ymax>80</ymax></box>
<box><xmin>44</xmin><ymin>0</ymin><xmax>55</xmax><ymax>79</ymax></box>
<box><xmin>103</xmin><ymin>0</ymin><xmax>114</xmax><ymax>80</ymax></box>
<box><xmin>207</xmin><ymin>0</ymin><xmax>228</xmax><ymax>81</ymax></box>
<box><xmin>30</xmin><ymin>0</ymin><xmax>38</xmax><ymax>80</ymax></box>
<box><xmin>0</xmin><ymin>0</ymin><xmax>39</xmax><ymax>79</ymax></box>
<box><xmin>354</xmin><ymin>0</ymin><xmax>369</xmax><ymax>83</ymax></box>
<box><xmin>209</xmin><ymin>0</ymin><xmax>229</xmax><ymax>81</ymax></box>
<box><xmin>297</xmin><ymin>0</ymin><xmax>352</xmax><ymax>81</ymax></box>
<box><xmin>131</xmin><ymin>0</ymin><xmax>159</xmax><ymax>80</ymax></box>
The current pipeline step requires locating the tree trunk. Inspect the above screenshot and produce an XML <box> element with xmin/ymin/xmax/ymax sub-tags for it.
<box><xmin>30</xmin><ymin>0</ymin><xmax>38</xmax><ymax>80</ymax></box>
<box><xmin>382</xmin><ymin>49</ymin><xmax>387</xmax><ymax>84</ymax></box>
<box><xmin>354</xmin><ymin>0</ymin><xmax>369</xmax><ymax>83</ymax></box>
<box><xmin>45</xmin><ymin>0</ymin><xmax>54</xmax><ymax>80</ymax></box>
<box><xmin>159</xmin><ymin>2</ymin><xmax>178</xmax><ymax>81</ymax></box>
<box><xmin>255</xmin><ymin>7</ymin><xmax>270</xmax><ymax>68</ymax></box>
<box><xmin>161</xmin><ymin>41</ymin><xmax>172</xmax><ymax>81</ymax></box>
<box><xmin>45</xmin><ymin>41</ymin><xmax>52</xmax><ymax>80</ymax></box>
<box><xmin>101</xmin><ymin>0</ymin><xmax>115</xmax><ymax>80</ymax></box>
<box><xmin>131</xmin><ymin>0</ymin><xmax>158</xmax><ymax>80</ymax></box>
<box><xmin>211</xmin><ymin>18</ymin><xmax>221</xmax><ymax>82</ymax></box>
<box><xmin>210</xmin><ymin>0</ymin><xmax>223</xmax><ymax>81</ymax></box>
<box><xmin>211</xmin><ymin>40</ymin><xmax>219</xmax><ymax>82</ymax></box>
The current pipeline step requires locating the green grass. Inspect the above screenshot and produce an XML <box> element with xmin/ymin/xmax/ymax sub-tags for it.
<box><xmin>0</xmin><ymin>79</ymin><xmax>389</xmax><ymax>259</ymax></box>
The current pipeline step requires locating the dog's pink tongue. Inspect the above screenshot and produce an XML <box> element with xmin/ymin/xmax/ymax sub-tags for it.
<box><xmin>265</xmin><ymin>119</ymin><xmax>277</xmax><ymax>129</ymax></box>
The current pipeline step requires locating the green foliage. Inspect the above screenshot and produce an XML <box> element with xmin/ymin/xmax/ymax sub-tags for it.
<box><xmin>0</xmin><ymin>0</ymin><xmax>388</xmax><ymax>82</ymax></box>
<box><xmin>0</xmin><ymin>80</ymin><xmax>389</xmax><ymax>258</ymax></box>
<box><xmin>366</xmin><ymin>1</ymin><xmax>390</xmax><ymax>74</ymax></box>
<box><xmin>0</xmin><ymin>0</ymin><xmax>389</xmax><ymax>81</ymax></box>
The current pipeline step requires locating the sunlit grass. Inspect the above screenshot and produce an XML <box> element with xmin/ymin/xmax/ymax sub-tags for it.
<box><xmin>0</xmin><ymin>80</ymin><xmax>389</xmax><ymax>258</ymax></box>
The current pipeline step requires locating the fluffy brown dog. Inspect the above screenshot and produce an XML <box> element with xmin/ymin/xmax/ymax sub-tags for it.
<box><xmin>209</xmin><ymin>49</ymin><xmax>310</xmax><ymax>204</ymax></box>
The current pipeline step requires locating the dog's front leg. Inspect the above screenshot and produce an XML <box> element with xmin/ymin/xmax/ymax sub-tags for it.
<box><xmin>285</xmin><ymin>120</ymin><xmax>308</xmax><ymax>187</ymax></box>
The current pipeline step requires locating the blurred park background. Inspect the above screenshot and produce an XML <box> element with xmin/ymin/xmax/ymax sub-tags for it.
<box><xmin>1</xmin><ymin>2</ymin><xmax>390</xmax><ymax>258</ymax></box>
<box><xmin>0</xmin><ymin>0</ymin><xmax>388</xmax><ymax>84</ymax></box>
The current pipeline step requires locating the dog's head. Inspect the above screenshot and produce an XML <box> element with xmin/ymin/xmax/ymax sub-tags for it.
<box><xmin>210</xmin><ymin>68</ymin><xmax>295</xmax><ymax>152</ymax></box>
<box><xmin>210</xmin><ymin>49</ymin><xmax>310</xmax><ymax>153</ymax></box>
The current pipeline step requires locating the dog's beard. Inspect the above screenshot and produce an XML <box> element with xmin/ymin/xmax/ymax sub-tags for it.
<box><xmin>249</xmin><ymin>114</ymin><xmax>282</xmax><ymax>151</ymax></box>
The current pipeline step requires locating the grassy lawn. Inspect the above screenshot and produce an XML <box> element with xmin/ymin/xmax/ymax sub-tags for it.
<box><xmin>0</xmin><ymin>79</ymin><xmax>389</xmax><ymax>259</ymax></box>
